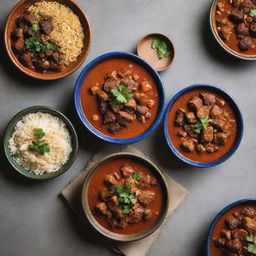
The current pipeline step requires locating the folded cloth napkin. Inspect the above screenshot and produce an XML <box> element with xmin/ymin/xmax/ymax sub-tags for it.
<box><xmin>61</xmin><ymin>145</ymin><xmax>188</xmax><ymax>256</ymax></box>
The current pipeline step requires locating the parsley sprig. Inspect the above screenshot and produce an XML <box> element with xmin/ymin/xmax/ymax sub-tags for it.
<box><xmin>250</xmin><ymin>9</ymin><xmax>256</xmax><ymax>17</ymax></box>
<box><xmin>111</xmin><ymin>84</ymin><xmax>133</xmax><ymax>104</ymax></box>
<box><xmin>132</xmin><ymin>172</ymin><xmax>142</xmax><ymax>180</ymax></box>
<box><xmin>194</xmin><ymin>117</ymin><xmax>212</xmax><ymax>134</ymax></box>
<box><xmin>151</xmin><ymin>38</ymin><xmax>172</xmax><ymax>59</ymax></box>
<box><xmin>116</xmin><ymin>185</ymin><xmax>137</xmax><ymax>214</ymax></box>
<box><xmin>28</xmin><ymin>128</ymin><xmax>50</xmax><ymax>155</ymax></box>
<box><xmin>246</xmin><ymin>234</ymin><xmax>256</xmax><ymax>254</ymax></box>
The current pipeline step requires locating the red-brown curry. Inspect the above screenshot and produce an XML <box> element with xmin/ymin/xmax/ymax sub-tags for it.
<box><xmin>87</xmin><ymin>158</ymin><xmax>164</xmax><ymax>235</ymax></box>
<box><xmin>167</xmin><ymin>89</ymin><xmax>237</xmax><ymax>162</ymax></box>
<box><xmin>211</xmin><ymin>204</ymin><xmax>256</xmax><ymax>256</ymax></box>
<box><xmin>214</xmin><ymin>0</ymin><xmax>256</xmax><ymax>55</ymax></box>
<box><xmin>80</xmin><ymin>58</ymin><xmax>159</xmax><ymax>139</ymax></box>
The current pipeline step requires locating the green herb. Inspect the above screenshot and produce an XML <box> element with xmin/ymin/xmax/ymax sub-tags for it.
<box><xmin>31</xmin><ymin>23</ymin><xmax>40</xmax><ymax>32</ymax></box>
<box><xmin>250</xmin><ymin>9</ymin><xmax>256</xmax><ymax>17</ymax></box>
<box><xmin>151</xmin><ymin>38</ymin><xmax>172</xmax><ymax>59</ymax></box>
<box><xmin>116</xmin><ymin>185</ymin><xmax>137</xmax><ymax>214</ymax></box>
<box><xmin>33</xmin><ymin>128</ymin><xmax>45</xmax><ymax>140</ymax></box>
<box><xmin>132</xmin><ymin>172</ymin><xmax>142</xmax><ymax>180</ymax></box>
<box><xmin>111</xmin><ymin>84</ymin><xmax>133</xmax><ymax>104</ymax></box>
<box><xmin>194</xmin><ymin>117</ymin><xmax>212</xmax><ymax>134</ymax></box>
<box><xmin>246</xmin><ymin>235</ymin><xmax>256</xmax><ymax>254</ymax></box>
<box><xmin>28</xmin><ymin>141</ymin><xmax>50</xmax><ymax>155</ymax></box>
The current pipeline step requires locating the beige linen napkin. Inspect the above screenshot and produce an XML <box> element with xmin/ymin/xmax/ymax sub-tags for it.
<box><xmin>61</xmin><ymin>145</ymin><xmax>188</xmax><ymax>256</ymax></box>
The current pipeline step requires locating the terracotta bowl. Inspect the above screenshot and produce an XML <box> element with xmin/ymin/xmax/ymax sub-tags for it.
<box><xmin>4</xmin><ymin>0</ymin><xmax>92</xmax><ymax>80</ymax></box>
<box><xmin>81</xmin><ymin>152</ymin><xmax>169</xmax><ymax>242</ymax></box>
<box><xmin>137</xmin><ymin>33</ymin><xmax>175</xmax><ymax>72</ymax></box>
<box><xmin>210</xmin><ymin>0</ymin><xmax>256</xmax><ymax>60</ymax></box>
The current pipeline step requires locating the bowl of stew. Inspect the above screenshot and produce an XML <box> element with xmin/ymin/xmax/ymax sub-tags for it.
<box><xmin>4</xmin><ymin>0</ymin><xmax>91</xmax><ymax>80</ymax></box>
<box><xmin>74</xmin><ymin>51</ymin><xmax>165</xmax><ymax>144</ymax></box>
<box><xmin>206</xmin><ymin>199</ymin><xmax>256</xmax><ymax>256</ymax></box>
<box><xmin>164</xmin><ymin>84</ymin><xmax>243</xmax><ymax>168</ymax></box>
<box><xmin>81</xmin><ymin>152</ymin><xmax>169</xmax><ymax>242</ymax></box>
<box><xmin>210</xmin><ymin>0</ymin><xmax>256</xmax><ymax>60</ymax></box>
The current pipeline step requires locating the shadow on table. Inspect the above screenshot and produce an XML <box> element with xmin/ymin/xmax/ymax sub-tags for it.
<box><xmin>200</xmin><ymin>10</ymin><xmax>254</xmax><ymax>69</ymax></box>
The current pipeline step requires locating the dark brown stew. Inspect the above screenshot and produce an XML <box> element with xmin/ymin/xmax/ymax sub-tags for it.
<box><xmin>87</xmin><ymin>158</ymin><xmax>164</xmax><ymax>235</ymax></box>
<box><xmin>215</xmin><ymin>0</ymin><xmax>256</xmax><ymax>55</ymax></box>
<box><xmin>168</xmin><ymin>89</ymin><xmax>237</xmax><ymax>162</ymax></box>
<box><xmin>11</xmin><ymin>11</ymin><xmax>62</xmax><ymax>73</ymax></box>
<box><xmin>211</xmin><ymin>204</ymin><xmax>256</xmax><ymax>256</ymax></box>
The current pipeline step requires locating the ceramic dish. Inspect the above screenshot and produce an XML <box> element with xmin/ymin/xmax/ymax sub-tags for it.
<box><xmin>210</xmin><ymin>0</ymin><xmax>256</xmax><ymax>60</ymax></box>
<box><xmin>74</xmin><ymin>51</ymin><xmax>166</xmax><ymax>144</ymax></box>
<box><xmin>137</xmin><ymin>33</ymin><xmax>175</xmax><ymax>72</ymax></box>
<box><xmin>163</xmin><ymin>84</ymin><xmax>243</xmax><ymax>168</ymax></box>
<box><xmin>81</xmin><ymin>152</ymin><xmax>169</xmax><ymax>242</ymax></box>
<box><xmin>4</xmin><ymin>0</ymin><xmax>92</xmax><ymax>80</ymax></box>
<box><xmin>4</xmin><ymin>106</ymin><xmax>78</xmax><ymax>180</ymax></box>
<box><xmin>206</xmin><ymin>199</ymin><xmax>256</xmax><ymax>256</ymax></box>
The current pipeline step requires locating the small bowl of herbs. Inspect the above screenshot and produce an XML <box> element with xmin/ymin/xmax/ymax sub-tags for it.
<box><xmin>137</xmin><ymin>33</ymin><xmax>175</xmax><ymax>72</ymax></box>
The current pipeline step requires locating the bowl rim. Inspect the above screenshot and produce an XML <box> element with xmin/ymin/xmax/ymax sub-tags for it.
<box><xmin>4</xmin><ymin>0</ymin><xmax>92</xmax><ymax>80</ymax></box>
<box><xmin>81</xmin><ymin>152</ymin><xmax>169</xmax><ymax>242</ymax></box>
<box><xmin>163</xmin><ymin>84</ymin><xmax>244</xmax><ymax>168</ymax></box>
<box><xmin>209</xmin><ymin>0</ymin><xmax>256</xmax><ymax>61</ymax></box>
<box><xmin>73</xmin><ymin>51</ymin><xmax>166</xmax><ymax>144</ymax></box>
<box><xmin>136</xmin><ymin>32</ymin><xmax>175</xmax><ymax>72</ymax></box>
<box><xmin>3</xmin><ymin>105</ymin><xmax>79</xmax><ymax>180</ymax></box>
<box><xmin>206</xmin><ymin>199</ymin><xmax>256</xmax><ymax>256</ymax></box>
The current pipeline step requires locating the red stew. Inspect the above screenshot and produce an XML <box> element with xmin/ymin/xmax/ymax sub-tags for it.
<box><xmin>211</xmin><ymin>204</ymin><xmax>256</xmax><ymax>256</ymax></box>
<box><xmin>87</xmin><ymin>158</ymin><xmax>164</xmax><ymax>235</ymax></box>
<box><xmin>167</xmin><ymin>89</ymin><xmax>237</xmax><ymax>162</ymax></box>
<box><xmin>214</xmin><ymin>0</ymin><xmax>256</xmax><ymax>55</ymax></box>
<box><xmin>80</xmin><ymin>58</ymin><xmax>159</xmax><ymax>139</ymax></box>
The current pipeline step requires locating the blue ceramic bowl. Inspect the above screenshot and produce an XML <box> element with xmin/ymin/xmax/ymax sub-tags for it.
<box><xmin>74</xmin><ymin>51</ymin><xmax>165</xmax><ymax>144</ymax></box>
<box><xmin>206</xmin><ymin>199</ymin><xmax>256</xmax><ymax>256</ymax></box>
<box><xmin>163</xmin><ymin>84</ymin><xmax>243</xmax><ymax>168</ymax></box>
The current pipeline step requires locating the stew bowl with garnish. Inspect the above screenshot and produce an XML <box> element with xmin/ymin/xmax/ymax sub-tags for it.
<box><xmin>206</xmin><ymin>199</ymin><xmax>256</xmax><ymax>256</ymax></box>
<box><xmin>81</xmin><ymin>152</ymin><xmax>169</xmax><ymax>242</ymax></box>
<box><xmin>210</xmin><ymin>0</ymin><xmax>256</xmax><ymax>60</ymax></box>
<box><xmin>4</xmin><ymin>0</ymin><xmax>91</xmax><ymax>80</ymax></box>
<box><xmin>4</xmin><ymin>106</ymin><xmax>78</xmax><ymax>180</ymax></box>
<box><xmin>74</xmin><ymin>51</ymin><xmax>165</xmax><ymax>144</ymax></box>
<box><xmin>164</xmin><ymin>84</ymin><xmax>243</xmax><ymax>168</ymax></box>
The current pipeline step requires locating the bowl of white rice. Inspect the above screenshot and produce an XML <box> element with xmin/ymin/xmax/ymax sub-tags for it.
<box><xmin>4</xmin><ymin>106</ymin><xmax>78</xmax><ymax>180</ymax></box>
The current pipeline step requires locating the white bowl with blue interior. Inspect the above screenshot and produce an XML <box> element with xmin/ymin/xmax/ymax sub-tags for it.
<box><xmin>74</xmin><ymin>51</ymin><xmax>166</xmax><ymax>144</ymax></box>
<box><xmin>163</xmin><ymin>84</ymin><xmax>243</xmax><ymax>168</ymax></box>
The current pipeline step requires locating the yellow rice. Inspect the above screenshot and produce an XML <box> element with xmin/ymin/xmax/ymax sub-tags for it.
<box><xmin>28</xmin><ymin>1</ymin><xmax>84</xmax><ymax>65</ymax></box>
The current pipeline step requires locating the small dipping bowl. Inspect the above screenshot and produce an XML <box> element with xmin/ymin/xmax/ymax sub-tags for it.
<box><xmin>137</xmin><ymin>33</ymin><xmax>175</xmax><ymax>72</ymax></box>
<box><xmin>3</xmin><ymin>106</ymin><xmax>79</xmax><ymax>180</ymax></box>
<box><xmin>206</xmin><ymin>199</ymin><xmax>256</xmax><ymax>255</ymax></box>
<box><xmin>81</xmin><ymin>152</ymin><xmax>169</xmax><ymax>242</ymax></box>
<box><xmin>163</xmin><ymin>84</ymin><xmax>243</xmax><ymax>168</ymax></box>
<box><xmin>4</xmin><ymin>0</ymin><xmax>92</xmax><ymax>80</ymax></box>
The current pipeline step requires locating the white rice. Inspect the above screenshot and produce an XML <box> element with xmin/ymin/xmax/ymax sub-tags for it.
<box><xmin>9</xmin><ymin>112</ymin><xmax>72</xmax><ymax>175</ymax></box>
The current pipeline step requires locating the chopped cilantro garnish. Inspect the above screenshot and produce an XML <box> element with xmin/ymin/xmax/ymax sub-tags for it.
<box><xmin>132</xmin><ymin>172</ymin><xmax>142</xmax><ymax>180</ymax></box>
<box><xmin>31</xmin><ymin>23</ymin><xmax>40</xmax><ymax>32</ymax></box>
<box><xmin>116</xmin><ymin>185</ymin><xmax>137</xmax><ymax>214</ymax></box>
<box><xmin>250</xmin><ymin>9</ymin><xmax>256</xmax><ymax>17</ymax></box>
<box><xmin>28</xmin><ymin>141</ymin><xmax>50</xmax><ymax>155</ymax></box>
<box><xmin>194</xmin><ymin>117</ymin><xmax>212</xmax><ymax>134</ymax></box>
<box><xmin>151</xmin><ymin>38</ymin><xmax>172</xmax><ymax>59</ymax></box>
<box><xmin>33</xmin><ymin>128</ymin><xmax>45</xmax><ymax>140</ymax></box>
<box><xmin>247</xmin><ymin>235</ymin><xmax>256</xmax><ymax>254</ymax></box>
<box><xmin>111</xmin><ymin>84</ymin><xmax>133</xmax><ymax>104</ymax></box>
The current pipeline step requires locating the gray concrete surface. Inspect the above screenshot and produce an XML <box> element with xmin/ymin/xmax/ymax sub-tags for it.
<box><xmin>0</xmin><ymin>0</ymin><xmax>256</xmax><ymax>255</ymax></box>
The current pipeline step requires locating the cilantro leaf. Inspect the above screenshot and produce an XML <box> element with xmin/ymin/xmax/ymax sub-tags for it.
<box><xmin>132</xmin><ymin>172</ymin><xmax>142</xmax><ymax>180</ymax></box>
<box><xmin>116</xmin><ymin>184</ymin><xmax>136</xmax><ymax>214</ymax></box>
<box><xmin>250</xmin><ymin>9</ymin><xmax>256</xmax><ymax>17</ymax></box>
<box><xmin>151</xmin><ymin>38</ymin><xmax>172</xmax><ymax>59</ymax></box>
<box><xmin>31</xmin><ymin>24</ymin><xmax>40</xmax><ymax>32</ymax></box>
<box><xmin>33</xmin><ymin>128</ymin><xmax>45</xmax><ymax>139</ymax></box>
<box><xmin>247</xmin><ymin>234</ymin><xmax>254</xmax><ymax>243</ymax></box>
<box><xmin>28</xmin><ymin>141</ymin><xmax>50</xmax><ymax>155</ymax></box>
<box><xmin>248</xmin><ymin>243</ymin><xmax>256</xmax><ymax>254</ymax></box>
<box><xmin>111</xmin><ymin>84</ymin><xmax>132</xmax><ymax>104</ymax></box>
<box><xmin>194</xmin><ymin>117</ymin><xmax>212</xmax><ymax>134</ymax></box>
